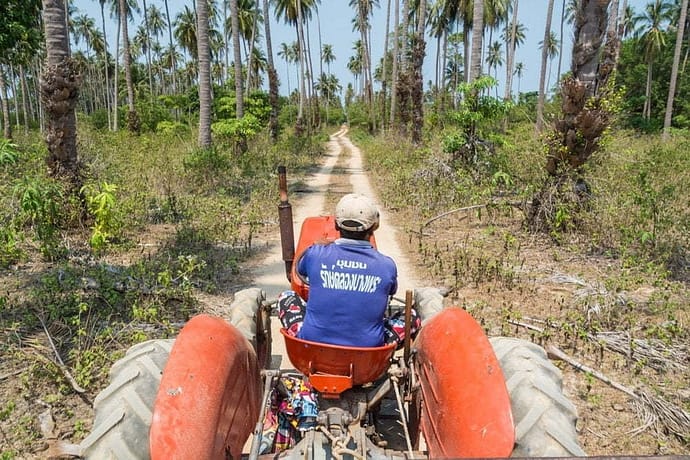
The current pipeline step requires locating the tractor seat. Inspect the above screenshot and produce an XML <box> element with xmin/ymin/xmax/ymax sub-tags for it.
<box><xmin>280</xmin><ymin>329</ymin><xmax>396</xmax><ymax>398</ymax></box>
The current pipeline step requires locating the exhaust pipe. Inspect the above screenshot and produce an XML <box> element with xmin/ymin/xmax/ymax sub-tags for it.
<box><xmin>277</xmin><ymin>166</ymin><xmax>295</xmax><ymax>281</ymax></box>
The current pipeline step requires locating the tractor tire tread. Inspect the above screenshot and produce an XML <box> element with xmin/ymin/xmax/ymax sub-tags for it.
<box><xmin>490</xmin><ymin>337</ymin><xmax>585</xmax><ymax>457</ymax></box>
<box><xmin>80</xmin><ymin>339</ymin><xmax>174</xmax><ymax>459</ymax></box>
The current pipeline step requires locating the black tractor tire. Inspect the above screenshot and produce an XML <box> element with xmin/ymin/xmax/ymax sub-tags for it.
<box><xmin>413</xmin><ymin>287</ymin><xmax>445</xmax><ymax>322</ymax></box>
<box><xmin>489</xmin><ymin>337</ymin><xmax>586</xmax><ymax>457</ymax></box>
<box><xmin>228</xmin><ymin>287</ymin><xmax>271</xmax><ymax>369</ymax></box>
<box><xmin>80</xmin><ymin>339</ymin><xmax>174</xmax><ymax>459</ymax></box>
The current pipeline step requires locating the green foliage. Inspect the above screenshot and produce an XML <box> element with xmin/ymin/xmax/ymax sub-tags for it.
<box><xmin>13</xmin><ymin>177</ymin><xmax>63</xmax><ymax>258</ymax></box>
<box><xmin>0</xmin><ymin>225</ymin><xmax>23</xmax><ymax>268</ymax></box>
<box><xmin>87</xmin><ymin>109</ymin><xmax>110</xmax><ymax>131</ymax></box>
<box><xmin>0</xmin><ymin>0</ymin><xmax>41</xmax><ymax>63</ymax></box>
<box><xmin>183</xmin><ymin>146</ymin><xmax>231</xmax><ymax>180</ymax></box>
<box><xmin>214</xmin><ymin>91</ymin><xmax>272</xmax><ymax>123</ymax></box>
<box><xmin>450</xmin><ymin>76</ymin><xmax>513</xmax><ymax>133</ymax></box>
<box><xmin>212</xmin><ymin>114</ymin><xmax>262</xmax><ymax>146</ymax></box>
<box><xmin>133</xmin><ymin>98</ymin><xmax>174</xmax><ymax>132</ymax></box>
<box><xmin>344</xmin><ymin>101</ymin><xmax>370</xmax><ymax>129</ymax></box>
<box><xmin>156</xmin><ymin>121</ymin><xmax>189</xmax><ymax>136</ymax></box>
<box><xmin>442</xmin><ymin>77</ymin><xmax>512</xmax><ymax>173</ymax></box>
<box><xmin>0</xmin><ymin>139</ymin><xmax>19</xmax><ymax>166</ymax></box>
<box><xmin>81</xmin><ymin>182</ymin><xmax>121</xmax><ymax>250</ymax></box>
<box><xmin>278</xmin><ymin>103</ymin><xmax>298</xmax><ymax>127</ymax></box>
<box><xmin>617</xmin><ymin>31</ymin><xmax>689</xmax><ymax>131</ymax></box>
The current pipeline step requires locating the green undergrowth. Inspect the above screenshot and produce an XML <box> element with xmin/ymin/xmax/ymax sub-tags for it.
<box><xmin>0</xmin><ymin>125</ymin><xmax>325</xmax><ymax>405</ymax></box>
<box><xmin>360</xmin><ymin>122</ymin><xmax>689</xmax><ymax>357</ymax></box>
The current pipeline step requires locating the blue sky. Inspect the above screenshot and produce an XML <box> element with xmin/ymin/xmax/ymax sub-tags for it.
<box><xmin>73</xmin><ymin>0</ymin><xmax>651</xmax><ymax>98</ymax></box>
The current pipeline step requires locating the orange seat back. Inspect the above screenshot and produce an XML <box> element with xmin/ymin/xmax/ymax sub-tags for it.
<box><xmin>281</xmin><ymin>329</ymin><xmax>395</xmax><ymax>398</ymax></box>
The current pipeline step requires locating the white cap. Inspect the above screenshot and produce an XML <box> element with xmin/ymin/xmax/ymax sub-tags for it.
<box><xmin>335</xmin><ymin>193</ymin><xmax>380</xmax><ymax>232</ymax></box>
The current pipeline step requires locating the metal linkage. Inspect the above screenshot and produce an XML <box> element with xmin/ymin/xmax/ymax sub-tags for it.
<box><xmin>248</xmin><ymin>370</ymin><xmax>280</xmax><ymax>460</ymax></box>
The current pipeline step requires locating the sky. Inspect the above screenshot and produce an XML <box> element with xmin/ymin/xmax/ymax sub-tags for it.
<box><xmin>72</xmin><ymin>0</ymin><xmax>651</xmax><ymax>99</ymax></box>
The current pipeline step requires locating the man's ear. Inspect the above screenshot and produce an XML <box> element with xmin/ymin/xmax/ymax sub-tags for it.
<box><xmin>370</xmin><ymin>222</ymin><xmax>380</xmax><ymax>232</ymax></box>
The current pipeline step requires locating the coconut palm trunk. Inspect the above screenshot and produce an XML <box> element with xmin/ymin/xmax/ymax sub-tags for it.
<box><xmin>381</xmin><ymin>0</ymin><xmax>391</xmax><ymax>130</ymax></box>
<box><xmin>0</xmin><ymin>69</ymin><xmax>11</xmax><ymax>139</ymax></box>
<box><xmin>113</xmin><ymin>8</ymin><xmax>120</xmax><ymax>130</ymax></box>
<box><xmin>164</xmin><ymin>0</ymin><xmax>177</xmax><ymax>94</ymax></box>
<box><xmin>120</xmin><ymin>0</ymin><xmax>139</xmax><ymax>132</ymax></box>
<box><xmin>19</xmin><ymin>65</ymin><xmax>31</xmax><ymax>131</ymax></box>
<box><xmin>263</xmin><ymin>0</ymin><xmax>280</xmax><ymax>140</ymax></box>
<box><xmin>530</xmin><ymin>0</ymin><xmax>613</xmax><ymax>232</ymax></box>
<box><xmin>469</xmin><ymin>0</ymin><xmax>484</xmax><ymax>82</ymax></box>
<box><xmin>98</xmin><ymin>0</ymin><xmax>112</xmax><ymax>130</ymax></box>
<box><xmin>142</xmin><ymin>0</ymin><xmax>154</xmax><ymax>96</ymax></box>
<box><xmin>411</xmin><ymin>0</ymin><xmax>427</xmax><ymax>144</ymax></box>
<box><xmin>536</xmin><ymin>0</ymin><xmax>555</xmax><ymax>132</ymax></box>
<box><xmin>296</xmin><ymin>0</ymin><xmax>307</xmax><ymax>132</ymax></box>
<box><xmin>229</xmin><ymin>0</ymin><xmax>244</xmax><ymax>118</ymax></box>
<box><xmin>197</xmin><ymin>0</ymin><xmax>213</xmax><ymax>148</ymax></box>
<box><xmin>662</xmin><ymin>0</ymin><xmax>687</xmax><ymax>139</ymax></box>
<box><xmin>389</xmin><ymin>0</ymin><xmax>400</xmax><ymax>126</ymax></box>
<box><xmin>505</xmin><ymin>0</ymin><xmax>519</xmax><ymax>101</ymax></box>
<box><xmin>41</xmin><ymin>0</ymin><xmax>80</xmax><ymax>181</ymax></box>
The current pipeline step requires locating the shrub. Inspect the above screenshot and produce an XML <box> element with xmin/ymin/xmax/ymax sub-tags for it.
<box><xmin>156</xmin><ymin>121</ymin><xmax>188</xmax><ymax>136</ymax></box>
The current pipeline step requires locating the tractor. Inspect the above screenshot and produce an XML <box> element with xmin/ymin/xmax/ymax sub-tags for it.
<box><xmin>80</xmin><ymin>167</ymin><xmax>584</xmax><ymax>459</ymax></box>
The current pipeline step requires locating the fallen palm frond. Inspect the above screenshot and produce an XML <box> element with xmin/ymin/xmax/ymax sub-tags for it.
<box><xmin>510</xmin><ymin>317</ymin><xmax>687</xmax><ymax>373</ymax></box>
<box><xmin>631</xmin><ymin>390</ymin><xmax>690</xmax><ymax>439</ymax></box>
<box><xmin>592</xmin><ymin>331</ymin><xmax>688</xmax><ymax>373</ymax></box>
<box><xmin>547</xmin><ymin>345</ymin><xmax>690</xmax><ymax>441</ymax></box>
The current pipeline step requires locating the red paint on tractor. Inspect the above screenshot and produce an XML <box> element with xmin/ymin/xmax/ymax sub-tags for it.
<box><xmin>415</xmin><ymin>308</ymin><xmax>515</xmax><ymax>458</ymax></box>
<box><xmin>149</xmin><ymin>314</ymin><xmax>262</xmax><ymax>460</ymax></box>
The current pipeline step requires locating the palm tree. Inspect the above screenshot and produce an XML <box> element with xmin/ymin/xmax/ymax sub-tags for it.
<box><xmin>469</xmin><ymin>0</ymin><xmax>484</xmax><ymax>82</ymax></box>
<box><xmin>445</xmin><ymin>32</ymin><xmax>464</xmax><ymax>106</ymax></box>
<box><xmin>278</xmin><ymin>42</ymin><xmax>294</xmax><ymax>94</ymax></box>
<box><xmin>428</xmin><ymin>0</ymin><xmax>448</xmax><ymax>97</ymax></box>
<box><xmin>483</xmin><ymin>0</ymin><xmax>509</xmax><ymax>77</ymax></box>
<box><xmin>556</xmin><ymin>0</ymin><xmax>576</xmax><ymax>87</ymax></box>
<box><xmin>486</xmin><ymin>40</ymin><xmax>503</xmax><ymax>96</ymax></box>
<box><xmin>503</xmin><ymin>0</ymin><xmax>521</xmax><ymax>101</ymax></box>
<box><xmin>175</xmin><ymin>6</ymin><xmax>198</xmax><ymax>60</ymax></box>
<box><xmin>411</xmin><ymin>0</ymin><xmax>427</xmax><ymax>143</ymax></box>
<box><xmin>536</xmin><ymin>0</ymin><xmax>554</xmax><ymax>132</ymax></box>
<box><xmin>263</xmin><ymin>0</ymin><xmax>279</xmax><ymax>140</ymax></box>
<box><xmin>198</xmin><ymin>0</ymin><xmax>212</xmax><ymax>148</ymax></box>
<box><xmin>274</xmin><ymin>0</ymin><xmax>319</xmax><ymax>131</ymax></box>
<box><xmin>513</xmin><ymin>61</ymin><xmax>524</xmax><ymax>95</ymax></box>
<box><xmin>350</xmin><ymin>0</ymin><xmax>378</xmax><ymax>131</ymax></box>
<box><xmin>389</xmin><ymin>0</ymin><xmax>400</xmax><ymax>124</ymax></box>
<box><xmin>163</xmin><ymin>0</ymin><xmax>178</xmax><ymax>93</ymax></box>
<box><xmin>119</xmin><ymin>0</ymin><xmax>139</xmax><ymax>132</ymax></box>
<box><xmin>636</xmin><ymin>0</ymin><xmax>672</xmax><ymax>120</ymax></box>
<box><xmin>663</xmin><ymin>0</ymin><xmax>688</xmax><ymax>138</ymax></box>
<box><xmin>41</xmin><ymin>0</ymin><xmax>79</xmax><ymax>180</ymax></box>
<box><xmin>540</xmin><ymin>30</ymin><xmax>559</xmax><ymax>91</ymax></box>
<box><xmin>229</xmin><ymin>0</ymin><xmax>244</xmax><ymax>117</ymax></box>
<box><xmin>348</xmin><ymin>53</ymin><xmax>362</xmax><ymax>93</ymax></box>
<box><xmin>96</xmin><ymin>0</ymin><xmax>112</xmax><ymax>129</ymax></box>
<box><xmin>322</xmin><ymin>43</ymin><xmax>335</xmax><ymax>75</ymax></box>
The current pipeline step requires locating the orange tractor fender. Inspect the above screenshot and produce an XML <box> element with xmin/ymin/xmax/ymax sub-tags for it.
<box><xmin>415</xmin><ymin>307</ymin><xmax>515</xmax><ymax>458</ymax></box>
<box><xmin>149</xmin><ymin>314</ymin><xmax>262</xmax><ymax>460</ymax></box>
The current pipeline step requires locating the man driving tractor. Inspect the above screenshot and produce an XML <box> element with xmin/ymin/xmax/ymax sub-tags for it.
<box><xmin>278</xmin><ymin>193</ymin><xmax>419</xmax><ymax>347</ymax></box>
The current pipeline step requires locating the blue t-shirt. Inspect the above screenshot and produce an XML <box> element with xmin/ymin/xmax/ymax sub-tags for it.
<box><xmin>297</xmin><ymin>238</ymin><xmax>398</xmax><ymax>347</ymax></box>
